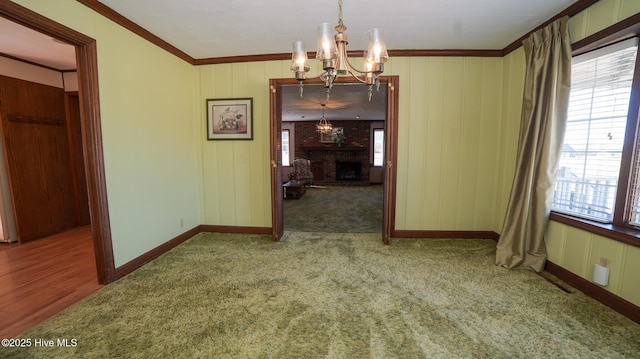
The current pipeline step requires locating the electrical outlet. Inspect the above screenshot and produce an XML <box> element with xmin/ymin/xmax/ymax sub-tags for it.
<box><xmin>180</xmin><ymin>218</ymin><xmax>184</xmax><ymax>228</ymax></box>
<box><xmin>599</xmin><ymin>257</ymin><xmax>610</xmax><ymax>268</ymax></box>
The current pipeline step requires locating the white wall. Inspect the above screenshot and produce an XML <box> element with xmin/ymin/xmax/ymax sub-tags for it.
<box><xmin>0</xmin><ymin>56</ymin><xmax>78</xmax><ymax>91</ymax></box>
<box><xmin>0</xmin><ymin>56</ymin><xmax>63</xmax><ymax>87</ymax></box>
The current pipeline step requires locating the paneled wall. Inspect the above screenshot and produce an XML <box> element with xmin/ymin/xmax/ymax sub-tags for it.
<box><xmin>547</xmin><ymin>222</ymin><xmax>640</xmax><ymax>306</ymax></box>
<box><xmin>494</xmin><ymin>48</ymin><xmax>526</xmax><ymax>233</ymax></box>
<box><xmin>198</xmin><ymin>62</ymin><xmax>291</xmax><ymax>227</ymax></box>
<box><xmin>390</xmin><ymin>57</ymin><xmax>504</xmax><ymax>231</ymax></box>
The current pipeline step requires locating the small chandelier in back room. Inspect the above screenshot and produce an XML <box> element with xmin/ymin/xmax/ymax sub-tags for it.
<box><xmin>316</xmin><ymin>103</ymin><xmax>332</xmax><ymax>134</ymax></box>
<box><xmin>291</xmin><ymin>0</ymin><xmax>389</xmax><ymax>102</ymax></box>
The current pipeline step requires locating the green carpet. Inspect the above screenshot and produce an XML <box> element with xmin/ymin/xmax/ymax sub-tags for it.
<box><xmin>284</xmin><ymin>185</ymin><xmax>383</xmax><ymax>233</ymax></box>
<box><xmin>3</xmin><ymin>232</ymin><xmax>639</xmax><ymax>358</ymax></box>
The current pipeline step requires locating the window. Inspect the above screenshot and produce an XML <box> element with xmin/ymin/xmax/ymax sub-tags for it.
<box><xmin>552</xmin><ymin>37</ymin><xmax>640</xmax><ymax>233</ymax></box>
<box><xmin>373</xmin><ymin>129</ymin><xmax>384</xmax><ymax>167</ymax></box>
<box><xmin>282</xmin><ymin>130</ymin><xmax>290</xmax><ymax>167</ymax></box>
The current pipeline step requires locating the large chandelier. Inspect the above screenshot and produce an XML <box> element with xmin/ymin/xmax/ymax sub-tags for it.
<box><xmin>291</xmin><ymin>0</ymin><xmax>389</xmax><ymax>101</ymax></box>
<box><xmin>316</xmin><ymin>103</ymin><xmax>332</xmax><ymax>134</ymax></box>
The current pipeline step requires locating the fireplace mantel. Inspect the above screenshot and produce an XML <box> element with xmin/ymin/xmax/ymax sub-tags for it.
<box><xmin>299</xmin><ymin>146</ymin><xmax>366</xmax><ymax>154</ymax></box>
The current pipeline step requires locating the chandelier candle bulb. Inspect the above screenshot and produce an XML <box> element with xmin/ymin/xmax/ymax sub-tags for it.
<box><xmin>291</xmin><ymin>41</ymin><xmax>309</xmax><ymax>81</ymax></box>
<box><xmin>367</xmin><ymin>28</ymin><xmax>388</xmax><ymax>67</ymax></box>
<box><xmin>317</xmin><ymin>23</ymin><xmax>337</xmax><ymax>61</ymax></box>
<box><xmin>364</xmin><ymin>58</ymin><xmax>374</xmax><ymax>85</ymax></box>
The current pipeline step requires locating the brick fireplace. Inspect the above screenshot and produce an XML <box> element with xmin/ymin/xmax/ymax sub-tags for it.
<box><xmin>294</xmin><ymin>120</ymin><xmax>370</xmax><ymax>183</ymax></box>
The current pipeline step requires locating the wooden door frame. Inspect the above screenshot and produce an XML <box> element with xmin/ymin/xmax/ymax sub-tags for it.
<box><xmin>269</xmin><ymin>76</ymin><xmax>399</xmax><ymax>243</ymax></box>
<box><xmin>383</xmin><ymin>76</ymin><xmax>399</xmax><ymax>244</ymax></box>
<box><xmin>0</xmin><ymin>2</ymin><xmax>116</xmax><ymax>284</ymax></box>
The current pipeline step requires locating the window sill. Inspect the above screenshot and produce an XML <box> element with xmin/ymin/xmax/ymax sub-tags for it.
<box><xmin>549</xmin><ymin>212</ymin><xmax>640</xmax><ymax>248</ymax></box>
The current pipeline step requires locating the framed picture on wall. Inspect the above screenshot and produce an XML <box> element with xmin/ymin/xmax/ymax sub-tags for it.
<box><xmin>320</xmin><ymin>127</ymin><xmax>342</xmax><ymax>143</ymax></box>
<box><xmin>206</xmin><ymin>98</ymin><xmax>253</xmax><ymax>140</ymax></box>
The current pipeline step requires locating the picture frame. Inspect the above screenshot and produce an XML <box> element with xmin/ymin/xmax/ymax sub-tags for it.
<box><xmin>206</xmin><ymin>98</ymin><xmax>253</xmax><ymax>140</ymax></box>
<box><xmin>321</xmin><ymin>127</ymin><xmax>342</xmax><ymax>143</ymax></box>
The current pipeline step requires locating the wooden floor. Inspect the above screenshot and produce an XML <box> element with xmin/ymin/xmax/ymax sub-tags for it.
<box><xmin>0</xmin><ymin>226</ymin><xmax>102</xmax><ymax>338</ymax></box>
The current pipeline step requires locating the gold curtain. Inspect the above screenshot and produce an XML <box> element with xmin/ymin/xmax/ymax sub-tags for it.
<box><xmin>496</xmin><ymin>17</ymin><xmax>571</xmax><ymax>272</ymax></box>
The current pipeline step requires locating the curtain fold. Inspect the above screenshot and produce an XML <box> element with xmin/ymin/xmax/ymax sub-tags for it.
<box><xmin>496</xmin><ymin>16</ymin><xmax>571</xmax><ymax>272</ymax></box>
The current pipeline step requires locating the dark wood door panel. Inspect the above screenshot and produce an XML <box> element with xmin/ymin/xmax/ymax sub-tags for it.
<box><xmin>4</xmin><ymin>120</ymin><xmax>76</xmax><ymax>240</ymax></box>
<box><xmin>65</xmin><ymin>93</ymin><xmax>90</xmax><ymax>226</ymax></box>
<box><xmin>0</xmin><ymin>76</ymin><xmax>76</xmax><ymax>242</ymax></box>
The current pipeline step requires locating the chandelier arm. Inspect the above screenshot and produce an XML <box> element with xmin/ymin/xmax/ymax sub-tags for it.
<box><xmin>343</xmin><ymin>57</ymin><xmax>369</xmax><ymax>76</ymax></box>
<box><xmin>310</xmin><ymin>72</ymin><xmax>329</xmax><ymax>81</ymax></box>
<box><xmin>304</xmin><ymin>65</ymin><xmax>370</xmax><ymax>82</ymax></box>
<box><xmin>346</xmin><ymin>69</ymin><xmax>367</xmax><ymax>84</ymax></box>
<box><xmin>337</xmin><ymin>56</ymin><xmax>371</xmax><ymax>83</ymax></box>
<box><xmin>303</xmin><ymin>71</ymin><xmax>334</xmax><ymax>85</ymax></box>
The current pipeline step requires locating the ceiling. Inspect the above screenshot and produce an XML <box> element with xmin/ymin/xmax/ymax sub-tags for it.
<box><xmin>0</xmin><ymin>16</ymin><xmax>75</xmax><ymax>71</ymax></box>
<box><xmin>0</xmin><ymin>0</ymin><xmax>579</xmax><ymax>121</ymax></box>
<box><xmin>281</xmin><ymin>83</ymin><xmax>387</xmax><ymax>122</ymax></box>
<box><xmin>99</xmin><ymin>0</ymin><xmax>578</xmax><ymax>59</ymax></box>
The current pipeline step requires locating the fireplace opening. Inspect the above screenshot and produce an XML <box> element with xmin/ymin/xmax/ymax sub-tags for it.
<box><xmin>336</xmin><ymin>161</ymin><xmax>361</xmax><ymax>181</ymax></box>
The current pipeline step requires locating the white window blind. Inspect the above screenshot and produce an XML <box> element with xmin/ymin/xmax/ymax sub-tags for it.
<box><xmin>552</xmin><ymin>38</ymin><xmax>638</xmax><ymax>222</ymax></box>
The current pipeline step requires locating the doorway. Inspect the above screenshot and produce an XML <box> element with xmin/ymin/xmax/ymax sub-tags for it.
<box><xmin>269</xmin><ymin>77</ymin><xmax>399</xmax><ymax>244</ymax></box>
<box><xmin>280</xmin><ymin>83</ymin><xmax>386</xmax><ymax>233</ymax></box>
<box><xmin>0</xmin><ymin>2</ymin><xmax>115</xmax><ymax>283</ymax></box>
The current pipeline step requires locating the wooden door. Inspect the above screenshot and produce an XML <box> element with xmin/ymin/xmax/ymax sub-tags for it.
<box><xmin>65</xmin><ymin>93</ymin><xmax>90</xmax><ymax>226</ymax></box>
<box><xmin>0</xmin><ymin>76</ymin><xmax>76</xmax><ymax>243</ymax></box>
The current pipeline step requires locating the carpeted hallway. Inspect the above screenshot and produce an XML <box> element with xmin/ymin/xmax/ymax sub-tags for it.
<box><xmin>284</xmin><ymin>185</ymin><xmax>383</xmax><ymax>233</ymax></box>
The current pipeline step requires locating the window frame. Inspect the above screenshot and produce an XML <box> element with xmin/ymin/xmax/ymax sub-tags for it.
<box><xmin>549</xmin><ymin>15</ymin><xmax>640</xmax><ymax>249</ymax></box>
<box><xmin>553</xmin><ymin>38</ymin><xmax>638</xmax><ymax>223</ymax></box>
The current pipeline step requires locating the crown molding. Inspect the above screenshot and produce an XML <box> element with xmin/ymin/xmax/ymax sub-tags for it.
<box><xmin>571</xmin><ymin>11</ymin><xmax>640</xmax><ymax>56</ymax></box>
<box><xmin>194</xmin><ymin>49</ymin><xmax>504</xmax><ymax>66</ymax></box>
<box><xmin>194</xmin><ymin>52</ymin><xmax>292</xmax><ymax>65</ymax></box>
<box><xmin>501</xmin><ymin>0</ymin><xmax>599</xmax><ymax>56</ymax></box>
<box><xmin>76</xmin><ymin>0</ymin><xmax>194</xmax><ymax>64</ymax></box>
